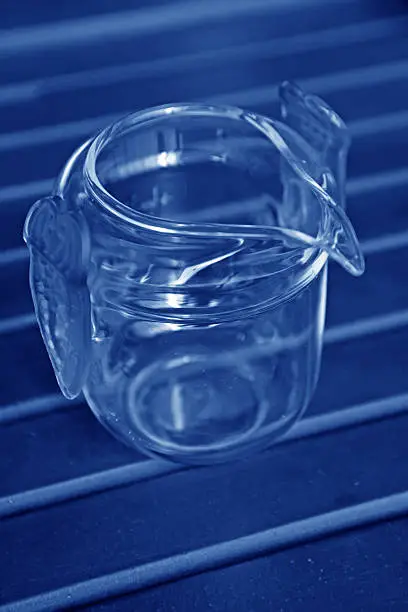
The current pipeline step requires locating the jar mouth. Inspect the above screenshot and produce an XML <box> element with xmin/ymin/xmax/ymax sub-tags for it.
<box><xmin>86</xmin><ymin>104</ymin><xmax>248</xmax><ymax>233</ymax></box>
<box><xmin>84</xmin><ymin>102</ymin><xmax>329</xmax><ymax>292</ymax></box>
<box><xmin>84</xmin><ymin>102</ymin><xmax>325</xmax><ymax>236</ymax></box>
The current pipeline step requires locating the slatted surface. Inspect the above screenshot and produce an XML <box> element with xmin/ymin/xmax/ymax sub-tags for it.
<box><xmin>1</xmin><ymin>0</ymin><xmax>408</xmax><ymax>609</ymax></box>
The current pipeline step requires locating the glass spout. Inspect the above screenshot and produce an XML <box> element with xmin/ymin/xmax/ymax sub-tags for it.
<box><xmin>317</xmin><ymin>185</ymin><xmax>365</xmax><ymax>276</ymax></box>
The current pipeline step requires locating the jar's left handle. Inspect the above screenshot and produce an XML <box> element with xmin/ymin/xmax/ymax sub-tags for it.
<box><xmin>23</xmin><ymin>195</ymin><xmax>92</xmax><ymax>399</ymax></box>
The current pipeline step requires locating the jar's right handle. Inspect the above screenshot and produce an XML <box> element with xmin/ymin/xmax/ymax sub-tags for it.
<box><xmin>279</xmin><ymin>81</ymin><xmax>350</xmax><ymax>210</ymax></box>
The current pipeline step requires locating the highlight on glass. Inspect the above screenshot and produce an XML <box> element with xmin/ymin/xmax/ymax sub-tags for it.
<box><xmin>24</xmin><ymin>82</ymin><xmax>365</xmax><ymax>465</ymax></box>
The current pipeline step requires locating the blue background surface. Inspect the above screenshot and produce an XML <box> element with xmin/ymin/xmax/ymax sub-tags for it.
<box><xmin>1</xmin><ymin>0</ymin><xmax>408</xmax><ymax>609</ymax></box>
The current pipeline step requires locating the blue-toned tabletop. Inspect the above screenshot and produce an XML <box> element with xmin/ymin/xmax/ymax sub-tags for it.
<box><xmin>1</xmin><ymin>0</ymin><xmax>408</xmax><ymax>610</ymax></box>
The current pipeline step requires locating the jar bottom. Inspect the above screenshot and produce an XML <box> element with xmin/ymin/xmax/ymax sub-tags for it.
<box><xmin>84</xmin><ymin>357</ymin><xmax>306</xmax><ymax>465</ymax></box>
<box><xmin>128</xmin><ymin>362</ymin><xmax>268</xmax><ymax>451</ymax></box>
<box><xmin>83</xmin><ymin>314</ymin><xmax>315</xmax><ymax>464</ymax></box>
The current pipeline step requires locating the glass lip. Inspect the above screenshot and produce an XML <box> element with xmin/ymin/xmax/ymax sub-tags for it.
<box><xmin>84</xmin><ymin>103</ymin><xmax>245</xmax><ymax>235</ymax></box>
<box><xmin>83</xmin><ymin>102</ymin><xmax>325</xmax><ymax>242</ymax></box>
<box><xmin>82</xmin><ymin>102</ymin><xmax>330</xmax><ymax>288</ymax></box>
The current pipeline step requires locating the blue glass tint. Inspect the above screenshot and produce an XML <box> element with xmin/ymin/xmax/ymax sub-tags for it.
<box><xmin>24</xmin><ymin>83</ymin><xmax>364</xmax><ymax>464</ymax></box>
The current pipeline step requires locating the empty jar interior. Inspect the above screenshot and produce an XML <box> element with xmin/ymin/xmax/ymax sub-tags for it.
<box><xmin>88</xmin><ymin>104</ymin><xmax>324</xmax><ymax>236</ymax></box>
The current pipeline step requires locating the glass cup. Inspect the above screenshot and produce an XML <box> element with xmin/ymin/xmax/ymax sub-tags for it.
<box><xmin>24</xmin><ymin>82</ymin><xmax>364</xmax><ymax>464</ymax></box>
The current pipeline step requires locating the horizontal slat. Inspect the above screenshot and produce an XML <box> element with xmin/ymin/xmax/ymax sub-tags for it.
<box><xmin>6</xmin><ymin>164</ymin><xmax>403</xmax><ymax>208</ymax></box>
<box><xmin>0</xmin><ymin>242</ymin><xmax>408</xmax><ymax>340</ymax></box>
<box><xmin>3</xmin><ymin>234</ymin><xmax>408</xmax><ymax>323</ymax></box>
<box><xmin>1</xmin><ymin>96</ymin><xmax>407</xmax><ymax>191</ymax></box>
<box><xmin>3</xmin><ymin>41</ymin><xmax>408</xmax><ymax>135</ymax></box>
<box><xmin>1</xmin><ymin>16</ymin><xmax>406</xmax><ymax>108</ymax></box>
<box><xmin>327</xmin><ymin>245</ymin><xmax>408</xmax><ymax>326</ymax></box>
<box><xmin>359</xmin><ymin>229</ymin><xmax>408</xmax><ymax>255</ymax></box>
<box><xmin>349</xmin><ymin>119</ymin><xmax>408</xmax><ymax>178</ymax></box>
<box><xmin>2</xmin><ymin>414</ymin><xmax>408</xmax><ymax>607</ymax></box>
<box><xmin>1</xmin><ymin>318</ymin><xmax>407</xmax><ymax>496</ymax></box>
<box><xmin>310</xmin><ymin>323</ymin><xmax>408</xmax><ymax>415</ymax></box>
<box><xmin>95</xmin><ymin>517</ymin><xmax>408</xmax><ymax>612</ymax></box>
<box><xmin>0</xmin><ymin>0</ymin><xmax>358</xmax><ymax>56</ymax></box>
<box><xmin>348</xmin><ymin>174</ymin><xmax>408</xmax><ymax>241</ymax></box>
<box><xmin>221</xmin><ymin>57</ymin><xmax>408</xmax><ymax>115</ymax></box>
<box><xmin>0</xmin><ymin>401</ymin><xmax>141</xmax><ymax>496</ymax></box>
<box><xmin>0</xmin><ymin>313</ymin><xmax>36</xmax><ymax>334</ymax></box>
<box><xmin>347</xmin><ymin>167</ymin><xmax>408</xmax><ymax>196</ymax></box>
<box><xmin>0</xmin><ymin>86</ymin><xmax>406</xmax><ymax>160</ymax></box>
<box><xmin>2</xmin><ymin>2</ymin><xmax>401</xmax><ymax>85</ymax></box>
<box><xmin>0</xmin><ymin>178</ymin><xmax>53</xmax><ymax>203</ymax></box>
<box><xmin>4</xmin><ymin>224</ymin><xmax>406</xmax><ymax>268</ymax></box>
<box><xmin>0</xmin><ymin>393</ymin><xmax>78</xmax><ymax>425</ymax></box>
<box><xmin>1</xmin><ymin>0</ymin><xmax>175</xmax><ymax>30</ymax></box>
<box><xmin>2</xmin><ymin>392</ymin><xmax>408</xmax><ymax>516</ymax></box>
<box><xmin>0</xmin><ymin>155</ymin><xmax>405</xmax><ymax>256</ymax></box>
<box><xmin>324</xmin><ymin>310</ymin><xmax>408</xmax><ymax>343</ymax></box>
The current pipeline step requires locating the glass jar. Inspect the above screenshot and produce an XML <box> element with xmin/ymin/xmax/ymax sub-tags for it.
<box><xmin>24</xmin><ymin>82</ymin><xmax>364</xmax><ymax>464</ymax></box>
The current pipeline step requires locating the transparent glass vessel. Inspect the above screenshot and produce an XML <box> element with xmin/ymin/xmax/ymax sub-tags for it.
<box><xmin>24</xmin><ymin>82</ymin><xmax>364</xmax><ymax>464</ymax></box>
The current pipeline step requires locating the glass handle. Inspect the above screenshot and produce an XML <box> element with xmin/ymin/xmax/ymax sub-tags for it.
<box><xmin>24</xmin><ymin>196</ymin><xmax>92</xmax><ymax>399</ymax></box>
<box><xmin>280</xmin><ymin>80</ymin><xmax>350</xmax><ymax>209</ymax></box>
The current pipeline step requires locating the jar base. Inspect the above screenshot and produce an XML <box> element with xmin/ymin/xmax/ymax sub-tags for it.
<box><xmin>84</xmin><ymin>362</ymin><xmax>304</xmax><ymax>465</ymax></box>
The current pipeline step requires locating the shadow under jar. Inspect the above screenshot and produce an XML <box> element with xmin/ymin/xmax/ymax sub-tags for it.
<box><xmin>24</xmin><ymin>83</ymin><xmax>364</xmax><ymax>464</ymax></box>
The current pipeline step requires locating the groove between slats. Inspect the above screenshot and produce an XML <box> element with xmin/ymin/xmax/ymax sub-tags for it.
<box><xmin>1</xmin><ymin>392</ymin><xmax>407</xmax><ymax>520</ymax></box>
<box><xmin>3</xmin><ymin>488</ymin><xmax>408</xmax><ymax>611</ymax></box>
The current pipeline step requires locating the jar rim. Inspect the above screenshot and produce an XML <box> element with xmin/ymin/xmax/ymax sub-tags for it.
<box><xmin>82</xmin><ymin>103</ymin><xmax>328</xmax><ymax>293</ymax></box>
<box><xmin>84</xmin><ymin>102</ymin><xmax>326</xmax><ymax>238</ymax></box>
<box><xmin>85</xmin><ymin>103</ymin><xmax>248</xmax><ymax>233</ymax></box>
